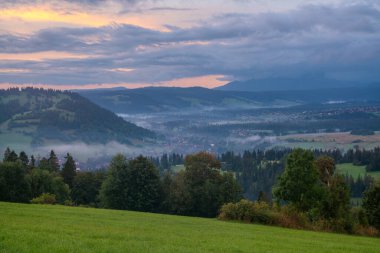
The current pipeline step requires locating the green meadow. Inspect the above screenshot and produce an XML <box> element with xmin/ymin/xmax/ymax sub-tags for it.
<box><xmin>336</xmin><ymin>163</ymin><xmax>367</xmax><ymax>179</ymax></box>
<box><xmin>336</xmin><ymin>163</ymin><xmax>380</xmax><ymax>179</ymax></box>
<box><xmin>0</xmin><ymin>202</ymin><xmax>379</xmax><ymax>253</ymax></box>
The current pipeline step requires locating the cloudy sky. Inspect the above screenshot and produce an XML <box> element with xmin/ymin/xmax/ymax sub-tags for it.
<box><xmin>0</xmin><ymin>0</ymin><xmax>379</xmax><ymax>89</ymax></box>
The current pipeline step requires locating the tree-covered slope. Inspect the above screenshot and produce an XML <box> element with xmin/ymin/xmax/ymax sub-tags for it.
<box><xmin>0</xmin><ymin>88</ymin><xmax>155</xmax><ymax>145</ymax></box>
<box><xmin>78</xmin><ymin>86</ymin><xmax>380</xmax><ymax>114</ymax></box>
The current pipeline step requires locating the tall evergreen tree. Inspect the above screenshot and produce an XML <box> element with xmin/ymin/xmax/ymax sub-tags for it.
<box><xmin>61</xmin><ymin>153</ymin><xmax>76</xmax><ymax>188</ymax></box>
<box><xmin>19</xmin><ymin>151</ymin><xmax>29</xmax><ymax>167</ymax></box>
<box><xmin>3</xmin><ymin>147</ymin><xmax>18</xmax><ymax>162</ymax></box>
<box><xmin>48</xmin><ymin>150</ymin><xmax>60</xmax><ymax>172</ymax></box>
<box><xmin>30</xmin><ymin>155</ymin><xmax>36</xmax><ymax>168</ymax></box>
<box><xmin>3</xmin><ymin>147</ymin><xmax>11</xmax><ymax>162</ymax></box>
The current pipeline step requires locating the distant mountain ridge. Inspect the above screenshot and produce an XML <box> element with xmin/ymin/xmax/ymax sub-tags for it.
<box><xmin>0</xmin><ymin>88</ymin><xmax>155</xmax><ymax>145</ymax></box>
<box><xmin>78</xmin><ymin>86</ymin><xmax>380</xmax><ymax>114</ymax></box>
<box><xmin>216</xmin><ymin>77</ymin><xmax>369</xmax><ymax>92</ymax></box>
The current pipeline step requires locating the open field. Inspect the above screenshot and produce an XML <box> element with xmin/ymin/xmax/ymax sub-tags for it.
<box><xmin>336</xmin><ymin>163</ymin><xmax>380</xmax><ymax>179</ymax></box>
<box><xmin>0</xmin><ymin>202</ymin><xmax>379</xmax><ymax>253</ymax></box>
<box><xmin>279</xmin><ymin>132</ymin><xmax>380</xmax><ymax>150</ymax></box>
<box><xmin>336</xmin><ymin>163</ymin><xmax>367</xmax><ymax>179</ymax></box>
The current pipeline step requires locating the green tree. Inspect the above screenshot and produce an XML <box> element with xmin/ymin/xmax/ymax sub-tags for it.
<box><xmin>220</xmin><ymin>172</ymin><xmax>242</xmax><ymax>205</ymax></box>
<box><xmin>19</xmin><ymin>151</ymin><xmax>29</xmax><ymax>167</ymax></box>
<box><xmin>3</xmin><ymin>147</ymin><xmax>11</xmax><ymax>162</ymax></box>
<box><xmin>162</xmin><ymin>171</ymin><xmax>192</xmax><ymax>215</ymax></box>
<box><xmin>273</xmin><ymin>149</ymin><xmax>324</xmax><ymax>212</ymax></box>
<box><xmin>38</xmin><ymin>157</ymin><xmax>50</xmax><ymax>171</ymax></box>
<box><xmin>166</xmin><ymin>152</ymin><xmax>241</xmax><ymax>217</ymax></box>
<box><xmin>125</xmin><ymin>156</ymin><xmax>162</xmax><ymax>211</ymax></box>
<box><xmin>71</xmin><ymin>171</ymin><xmax>105</xmax><ymax>206</ymax></box>
<box><xmin>3</xmin><ymin>147</ymin><xmax>18</xmax><ymax>162</ymax></box>
<box><xmin>48</xmin><ymin>150</ymin><xmax>60</xmax><ymax>172</ymax></box>
<box><xmin>29</xmin><ymin>168</ymin><xmax>70</xmax><ymax>204</ymax></box>
<box><xmin>321</xmin><ymin>174</ymin><xmax>350</xmax><ymax>220</ymax></box>
<box><xmin>99</xmin><ymin>154</ymin><xmax>128</xmax><ymax>209</ymax></box>
<box><xmin>61</xmin><ymin>153</ymin><xmax>77</xmax><ymax>188</ymax></box>
<box><xmin>51</xmin><ymin>176</ymin><xmax>70</xmax><ymax>204</ymax></box>
<box><xmin>363</xmin><ymin>179</ymin><xmax>380</xmax><ymax>229</ymax></box>
<box><xmin>29</xmin><ymin>168</ymin><xmax>54</xmax><ymax>198</ymax></box>
<box><xmin>30</xmin><ymin>155</ymin><xmax>36</xmax><ymax>168</ymax></box>
<box><xmin>0</xmin><ymin>161</ymin><xmax>31</xmax><ymax>202</ymax></box>
<box><xmin>100</xmin><ymin>155</ymin><xmax>162</xmax><ymax>212</ymax></box>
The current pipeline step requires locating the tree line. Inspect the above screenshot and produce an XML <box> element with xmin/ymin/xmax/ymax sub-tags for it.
<box><xmin>219</xmin><ymin>149</ymin><xmax>380</xmax><ymax>236</ymax></box>
<box><xmin>0</xmin><ymin>148</ymin><xmax>241</xmax><ymax>218</ymax></box>
<box><xmin>217</xmin><ymin>148</ymin><xmax>379</xmax><ymax>201</ymax></box>
<box><xmin>1</xmin><ymin>147</ymin><xmax>379</xmax><ymax>236</ymax></box>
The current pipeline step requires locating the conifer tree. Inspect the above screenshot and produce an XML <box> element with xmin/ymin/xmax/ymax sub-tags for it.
<box><xmin>48</xmin><ymin>150</ymin><xmax>60</xmax><ymax>172</ymax></box>
<box><xmin>61</xmin><ymin>153</ymin><xmax>76</xmax><ymax>188</ymax></box>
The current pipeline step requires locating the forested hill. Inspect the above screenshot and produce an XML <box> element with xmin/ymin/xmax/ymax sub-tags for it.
<box><xmin>0</xmin><ymin>88</ymin><xmax>155</xmax><ymax>145</ymax></box>
<box><xmin>78</xmin><ymin>86</ymin><xmax>380</xmax><ymax>114</ymax></box>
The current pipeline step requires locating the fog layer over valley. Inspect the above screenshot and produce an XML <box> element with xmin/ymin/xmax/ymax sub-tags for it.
<box><xmin>2</xmin><ymin>86</ymin><xmax>380</xmax><ymax>169</ymax></box>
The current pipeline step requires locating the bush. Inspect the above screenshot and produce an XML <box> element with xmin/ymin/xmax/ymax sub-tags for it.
<box><xmin>219</xmin><ymin>200</ymin><xmax>272</xmax><ymax>224</ymax></box>
<box><xmin>354</xmin><ymin>225</ymin><xmax>379</xmax><ymax>237</ymax></box>
<box><xmin>63</xmin><ymin>199</ymin><xmax>74</xmax><ymax>206</ymax></box>
<box><xmin>219</xmin><ymin>199</ymin><xmax>379</xmax><ymax>236</ymax></box>
<box><xmin>351</xmin><ymin>207</ymin><xmax>369</xmax><ymax>226</ymax></box>
<box><xmin>31</xmin><ymin>193</ymin><xmax>56</xmax><ymax>205</ymax></box>
<box><xmin>219</xmin><ymin>200</ymin><xmax>306</xmax><ymax>228</ymax></box>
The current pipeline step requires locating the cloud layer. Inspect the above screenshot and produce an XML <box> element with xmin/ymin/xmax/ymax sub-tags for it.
<box><xmin>0</xmin><ymin>1</ymin><xmax>379</xmax><ymax>88</ymax></box>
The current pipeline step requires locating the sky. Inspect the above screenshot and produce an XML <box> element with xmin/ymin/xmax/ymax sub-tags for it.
<box><xmin>0</xmin><ymin>0</ymin><xmax>379</xmax><ymax>90</ymax></box>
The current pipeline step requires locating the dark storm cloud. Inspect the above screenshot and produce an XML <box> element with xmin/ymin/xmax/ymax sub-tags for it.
<box><xmin>1</xmin><ymin>2</ymin><xmax>380</xmax><ymax>85</ymax></box>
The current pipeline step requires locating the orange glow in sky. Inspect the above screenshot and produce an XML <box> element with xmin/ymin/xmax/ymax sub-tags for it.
<box><xmin>0</xmin><ymin>5</ymin><xmax>167</xmax><ymax>32</ymax></box>
<box><xmin>0</xmin><ymin>75</ymin><xmax>228</xmax><ymax>90</ymax></box>
<box><xmin>0</xmin><ymin>51</ymin><xmax>92</xmax><ymax>61</ymax></box>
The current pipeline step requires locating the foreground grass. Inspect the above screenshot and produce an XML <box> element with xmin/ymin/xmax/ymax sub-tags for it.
<box><xmin>0</xmin><ymin>202</ymin><xmax>379</xmax><ymax>253</ymax></box>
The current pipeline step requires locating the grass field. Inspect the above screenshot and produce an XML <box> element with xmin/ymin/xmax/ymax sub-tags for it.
<box><xmin>336</xmin><ymin>163</ymin><xmax>367</xmax><ymax>179</ymax></box>
<box><xmin>0</xmin><ymin>202</ymin><xmax>379</xmax><ymax>253</ymax></box>
<box><xmin>336</xmin><ymin>163</ymin><xmax>380</xmax><ymax>180</ymax></box>
<box><xmin>279</xmin><ymin>132</ymin><xmax>380</xmax><ymax>150</ymax></box>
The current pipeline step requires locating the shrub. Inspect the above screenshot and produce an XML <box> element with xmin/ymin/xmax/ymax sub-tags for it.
<box><xmin>63</xmin><ymin>199</ymin><xmax>74</xmax><ymax>206</ymax></box>
<box><xmin>354</xmin><ymin>225</ymin><xmax>379</xmax><ymax>237</ymax></box>
<box><xmin>31</xmin><ymin>193</ymin><xmax>56</xmax><ymax>205</ymax></box>
<box><xmin>219</xmin><ymin>200</ymin><xmax>272</xmax><ymax>224</ymax></box>
<box><xmin>351</xmin><ymin>207</ymin><xmax>369</xmax><ymax>226</ymax></box>
<box><xmin>219</xmin><ymin>199</ymin><xmax>379</xmax><ymax>236</ymax></box>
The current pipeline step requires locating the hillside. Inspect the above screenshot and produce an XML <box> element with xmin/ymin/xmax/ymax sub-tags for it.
<box><xmin>78</xmin><ymin>87</ymin><xmax>264</xmax><ymax>114</ymax></box>
<box><xmin>78</xmin><ymin>86</ymin><xmax>380</xmax><ymax>114</ymax></box>
<box><xmin>216</xmin><ymin>77</ymin><xmax>369</xmax><ymax>92</ymax></box>
<box><xmin>0</xmin><ymin>88</ymin><xmax>155</xmax><ymax>146</ymax></box>
<box><xmin>1</xmin><ymin>202</ymin><xmax>379</xmax><ymax>253</ymax></box>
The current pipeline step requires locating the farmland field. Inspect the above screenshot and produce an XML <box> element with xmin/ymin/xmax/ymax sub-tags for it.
<box><xmin>279</xmin><ymin>132</ymin><xmax>380</xmax><ymax>150</ymax></box>
<box><xmin>0</xmin><ymin>202</ymin><xmax>379</xmax><ymax>253</ymax></box>
<box><xmin>336</xmin><ymin>163</ymin><xmax>380</xmax><ymax>180</ymax></box>
<box><xmin>336</xmin><ymin>163</ymin><xmax>367</xmax><ymax>179</ymax></box>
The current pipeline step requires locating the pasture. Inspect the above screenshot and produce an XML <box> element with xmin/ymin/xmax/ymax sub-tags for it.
<box><xmin>0</xmin><ymin>202</ymin><xmax>379</xmax><ymax>253</ymax></box>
